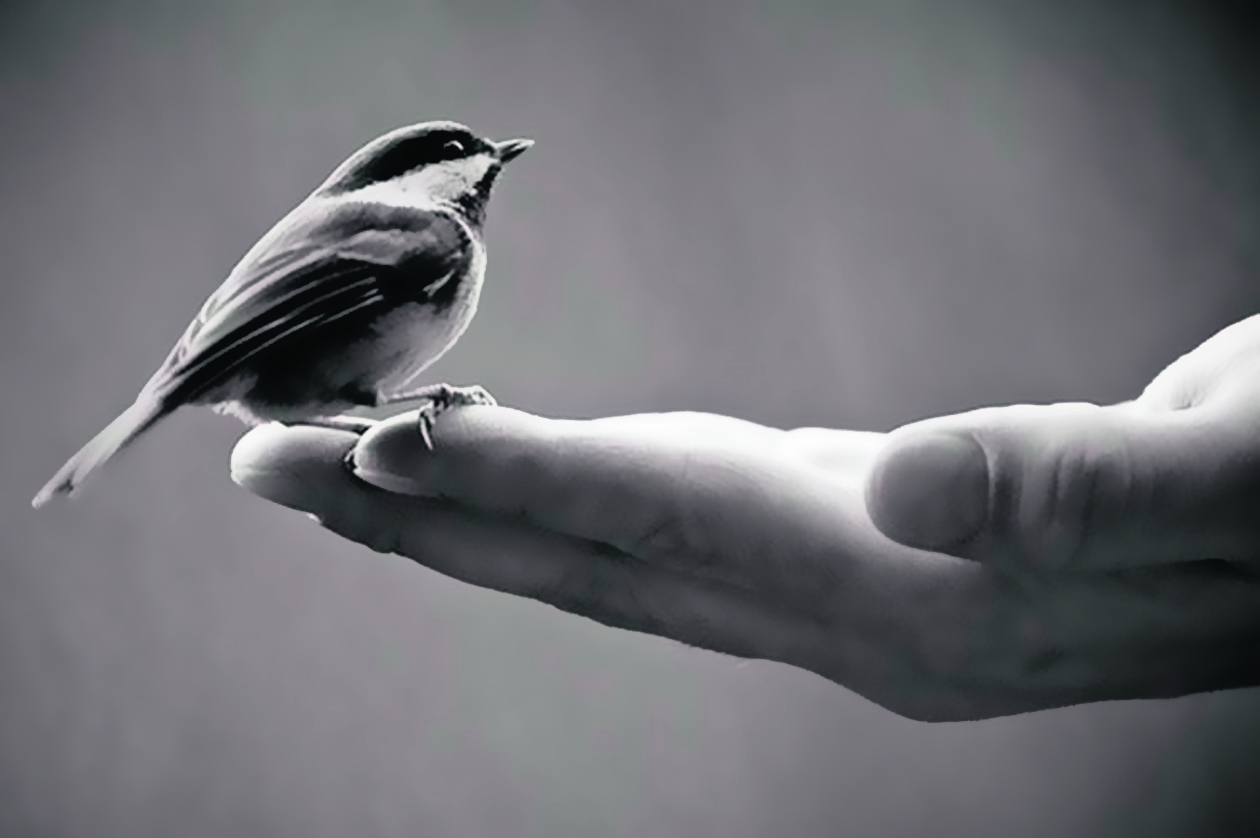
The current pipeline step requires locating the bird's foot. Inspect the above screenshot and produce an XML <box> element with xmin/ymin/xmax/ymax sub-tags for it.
<box><xmin>384</xmin><ymin>383</ymin><xmax>496</xmax><ymax>450</ymax></box>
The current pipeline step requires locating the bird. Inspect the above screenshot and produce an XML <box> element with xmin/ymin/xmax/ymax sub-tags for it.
<box><xmin>32</xmin><ymin>120</ymin><xmax>532</xmax><ymax>508</ymax></box>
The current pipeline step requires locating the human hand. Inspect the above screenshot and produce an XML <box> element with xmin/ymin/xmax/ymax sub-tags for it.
<box><xmin>230</xmin><ymin>317</ymin><xmax>1260</xmax><ymax>721</ymax></box>
<box><xmin>860</xmin><ymin>312</ymin><xmax>1260</xmax><ymax>713</ymax></box>
<box><xmin>865</xmin><ymin>314</ymin><xmax>1260</xmax><ymax>571</ymax></box>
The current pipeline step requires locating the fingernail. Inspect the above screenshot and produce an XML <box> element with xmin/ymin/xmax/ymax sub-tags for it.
<box><xmin>867</xmin><ymin>432</ymin><xmax>989</xmax><ymax>550</ymax></box>
<box><xmin>349</xmin><ymin>414</ymin><xmax>431</xmax><ymax>495</ymax></box>
<box><xmin>352</xmin><ymin>464</ymin><xmax>425</xmax><ymax>495</ymax></box>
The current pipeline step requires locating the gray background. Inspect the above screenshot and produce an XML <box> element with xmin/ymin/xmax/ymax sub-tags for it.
<box><xmin>3</xmin><ymin>0</ymin><xmax>1260</xmax><ymax>835</ymax></box>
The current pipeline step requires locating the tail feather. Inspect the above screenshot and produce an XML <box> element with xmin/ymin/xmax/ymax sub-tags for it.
<box><xmin>31</xmin><ymin>398</ymin><xmax>170</xmax><ymax>508</ymax></box>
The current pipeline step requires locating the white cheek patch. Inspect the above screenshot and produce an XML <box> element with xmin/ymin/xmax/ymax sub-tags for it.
<box><xmin>395</xmin><ymin>154</ymin><xmax>495</xmax><ymax>204</ymax></box>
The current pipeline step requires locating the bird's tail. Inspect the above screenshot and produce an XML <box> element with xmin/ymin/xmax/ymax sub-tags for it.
<box><xmin>31</xmin><ymin>397</ymin><xmax>170</xmax><ymax>508</ymax></box>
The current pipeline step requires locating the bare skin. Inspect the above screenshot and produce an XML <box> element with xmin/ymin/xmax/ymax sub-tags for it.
<box><xmin>231</xmin><ymin>315</ymin><xmax>1260</xmax><ymax>721</ymax></box>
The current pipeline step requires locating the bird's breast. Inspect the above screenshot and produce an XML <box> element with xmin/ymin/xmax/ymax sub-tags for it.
<box><xmin>371</xmin><ymin>239</ymin><xmax>486</xmax><ymax>394</ymax></box>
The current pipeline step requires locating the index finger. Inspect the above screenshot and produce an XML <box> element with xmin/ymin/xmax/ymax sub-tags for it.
<box><xmin>349</xmin><ymin>407</ymin><xmax>872</xmax><ymax>596</ymax></box>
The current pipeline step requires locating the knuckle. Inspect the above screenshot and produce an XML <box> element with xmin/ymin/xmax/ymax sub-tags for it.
<box><xmin>1016</xmin><ymin>421</ymin><xmax>1136</xmax><ymax>571</ymax></box>
<box><xmin>631</xmin><ymin>513</ymin><xmax>691</xmax><ymax>560</ymax></box>
<box><xmin>625</xmin><ymin>453</ymin><xmax>707</xmax><ymax>562</ymax></box>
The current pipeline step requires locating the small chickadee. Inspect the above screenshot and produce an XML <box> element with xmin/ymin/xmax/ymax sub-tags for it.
<box><xmin>32</xmin><ymin>120</ymin><xmax>531</xmax><ymax>508</ymax></box>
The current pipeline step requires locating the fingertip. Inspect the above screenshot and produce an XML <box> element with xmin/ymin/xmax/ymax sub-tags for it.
<box><xmin>350</xmin><ymin>405</ymin><xmax>556</xmax><ymax>497</ymax></box>
<box><xmin>230</xmin><ymin>423</ymin><xmax>360</xmax><ymax>510</ymax></box>
<box><xmin>352</xmin><ymin>412</ymin><xmax>430</xmax><ymax>494</ymax></box>
<box><xmin>865</xmin><ymin>431</ymin><xmax>990</xmax><ymax>552</ymax></box>
<box><xmin>229</xmin><ymin>423</ymin><xmax>295</xmax><ymax>481</ymax></box>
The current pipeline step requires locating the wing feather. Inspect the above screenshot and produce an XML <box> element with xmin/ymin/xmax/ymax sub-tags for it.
<box><xmin>147</xmin><ymin>202</ymin><xmax>472</xmax><ymax>404</ymax></box>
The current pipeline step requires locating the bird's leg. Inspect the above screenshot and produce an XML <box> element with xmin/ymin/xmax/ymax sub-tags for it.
<box><xmin>280</xmin><ymin>382</ymin><xmax>381</xmax><ymax>435</ymax></box>
<box><xmin>288</xmin><ymin>415</ymin><xmax>378</xmax><ymax>435</ymax></box>
<box><xmin>380</xmin><ymin>383</ymin><xmax>497</xmax><ymax>450</ymax></box>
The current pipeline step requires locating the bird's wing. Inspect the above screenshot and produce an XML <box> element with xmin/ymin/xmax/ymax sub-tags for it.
<box><xmin>147</xmin><ymin>200</ymin><xmax>473</xmax><ymax>404</ymax></box>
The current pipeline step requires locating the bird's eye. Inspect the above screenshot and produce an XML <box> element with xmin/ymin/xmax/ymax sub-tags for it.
<box><xmin>442</xmin><ymin>140</ymin><xmax>465</xmax><ymax>155</ymax></box>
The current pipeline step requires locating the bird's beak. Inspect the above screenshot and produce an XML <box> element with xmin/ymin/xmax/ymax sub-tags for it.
<box><xmin>493</xmin><ymin>138</ymin><xmax>534</xmax><ymax>163</ymax></box>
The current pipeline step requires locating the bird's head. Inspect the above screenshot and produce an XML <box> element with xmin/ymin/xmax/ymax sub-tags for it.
<box><xmin>316</xmin><ymin>121</ymin><xmax>533</xmax><ymax>225</ymax></box>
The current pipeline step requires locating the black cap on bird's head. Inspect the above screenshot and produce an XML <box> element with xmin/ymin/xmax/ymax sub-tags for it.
<box><xmin>317</xmin><ymin>121</ymin><xmax>533</xmax><ymax>224</ymax></box>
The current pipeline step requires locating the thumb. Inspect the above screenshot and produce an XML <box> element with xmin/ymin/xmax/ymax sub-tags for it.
<box><xmin>863</xmin><ymin>401</ymin><xmax>1260</xmax><ymax>570</ymax></box>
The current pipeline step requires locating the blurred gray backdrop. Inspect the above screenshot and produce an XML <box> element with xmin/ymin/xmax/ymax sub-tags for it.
<box><xmin>3</xmin><ymin>0</ymin><xmax>1259</xmax><ymax>835</ymax></box>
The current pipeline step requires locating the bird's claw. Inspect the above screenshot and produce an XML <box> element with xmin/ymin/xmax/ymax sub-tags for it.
<box><xmin>416</xmin><ymin>404</ymin><xmax>437</xmax><ymax>451</ymax></box>
<box><xmin>342</xmin><ymin>445</ymin><xmax>361</xmax><ymax>476</ymax></box>
<box><xmin>384</xmin><ymin>383</ymin><xmax>496</xmax><ymax>450</ymax></box>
